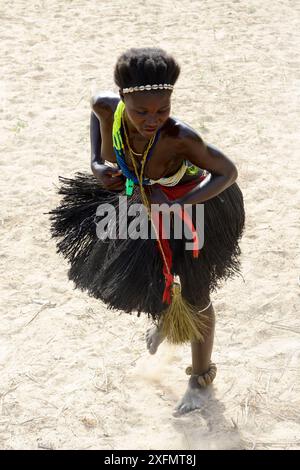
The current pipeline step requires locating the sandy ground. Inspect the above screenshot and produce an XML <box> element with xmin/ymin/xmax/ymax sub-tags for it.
<box><xmin>0</xmin><ymin>0</ymin><xmax>299</xmax><ymax>450</ymax></box>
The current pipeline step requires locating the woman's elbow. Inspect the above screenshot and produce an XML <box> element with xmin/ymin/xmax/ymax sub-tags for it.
<box><xmin>228</xmin><ymin>162</ymin><xmax>238</xmax><ymax>183</ymax></box>
<box><xmin>232</xmin><ymin>164</ymin><xmax>238</xmax><ymax>182</ymax></box>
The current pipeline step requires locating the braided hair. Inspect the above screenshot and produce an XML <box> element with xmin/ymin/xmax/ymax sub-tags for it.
<box><xmin>114</xmin><ymin>47</ymin><xmax>180</xmax><ymax>90</ymax></box>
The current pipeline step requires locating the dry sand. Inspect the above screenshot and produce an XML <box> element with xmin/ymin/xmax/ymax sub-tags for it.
<box><xmin>0</xmin><ymin>0</ymin><xmax>299</xmax><ymax>450</ymax></box>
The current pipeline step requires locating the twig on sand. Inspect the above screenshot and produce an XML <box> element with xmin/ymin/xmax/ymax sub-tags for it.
<box><xmin>20</xmin><ymin>301</ymin><xmax>56</xmax><ymax>331</ymax></box>
<box><xmin>93</xmin><ymin>361</ymin><xmax>109</xmax><ymax>393</ymax></box>
<box><xmin>269</xmin><ymin>323</ymin><xmax>300</xmax><ymax>334</ymax></box>
<box><xmin>23</xmin><ymin>307</ymin><xmax>46</xmax><ymax>328</ymax></box>
<box><xmin>130</xmin><ymin>353</ymin><xmax>147</xmax><ymax>366</ymax></box>
<box><xmin>37</xmin><ymin>441</ymin><xmax>54</xmax><ymax>450</ymax></box>
<box><xmin>19</xmin><ymin>417</ymin><xmax>45</xmax><ymax>425</ymax></box>
<box><xmin>250</xmin><ymin>440</ymin><xmax>256</xmax><ymax>450</ymax></box>
<box><xmin>244</xmin><ymin>396</ymin><xmax>249</xmax><ymax>425</ymax></box>
<box><xmin>265</xmin><ymin>373</ymin><xmax>272</xmax><ymax>395</ymax></box>
<box><xmin>0</xmin><ymin>385</ymin><xmax>19</xmax><ymax>414</ymax></box>
<box><xmin>230</xmin><ymin>418</ymin><xmax>238</xmax><ymax>429</ymax></box>
<box><xmin>257</xmin><ymin>293</ymin><xmax>281</xmax><ymax>310</ymax></box>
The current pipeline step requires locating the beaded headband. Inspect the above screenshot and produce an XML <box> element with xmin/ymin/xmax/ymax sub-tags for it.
<box><xmin>122</xmin><ymin>83</ymin><xmax>174</xmax><ymax>93</ymax></box>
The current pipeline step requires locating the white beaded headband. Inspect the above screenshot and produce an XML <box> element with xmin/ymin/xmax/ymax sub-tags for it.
<box><xmin>122</xmin><ymin>83</ymin><xmax>174</xmax><ymax>93</ymax></box>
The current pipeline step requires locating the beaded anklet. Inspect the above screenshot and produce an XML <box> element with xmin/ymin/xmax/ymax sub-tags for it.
<box><xmin>185</xmin><ymin>362</ymin><xmax>217</xmax><ymax>387</ymax></box>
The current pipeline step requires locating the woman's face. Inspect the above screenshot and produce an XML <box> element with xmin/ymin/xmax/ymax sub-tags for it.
<box><xmin>122</xmin><ymin>90</ymin><xmax>172</xmax><ymax>138</ymax></box>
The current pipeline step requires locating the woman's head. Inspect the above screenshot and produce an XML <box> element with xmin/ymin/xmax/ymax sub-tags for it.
<box><xmin>114</xmin><ymin>48</ymin><xmax>180</xmax><ymax>137</ymax></box>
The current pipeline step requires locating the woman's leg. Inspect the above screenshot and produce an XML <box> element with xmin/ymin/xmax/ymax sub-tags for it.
<box><xmin>174</xmin><ymin>300</ymin><xmax>216</xmax><ymax>416</ymax></box>
<box><xmin>191</xmin><ymin>302</ymin><xmax>215</xmax><ymax>375</ymax></box>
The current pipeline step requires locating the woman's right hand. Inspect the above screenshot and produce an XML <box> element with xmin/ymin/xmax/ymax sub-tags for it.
<box><xmin>92</xmin><ymin>163</ymin><xmax>125</xmax><ymax>191</ymax></box>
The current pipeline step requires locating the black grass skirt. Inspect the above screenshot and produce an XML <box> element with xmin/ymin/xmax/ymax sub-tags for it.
<box><xmin>49</xmin><ymin>172</ymin><xmax>245</xmax><ymax>321</ymax></box>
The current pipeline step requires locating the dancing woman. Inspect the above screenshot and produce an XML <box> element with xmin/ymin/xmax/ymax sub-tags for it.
<box><xmin>50</xmin><ymin>48</ymin><xmax>245</xmax><ymax>415</ymax></box>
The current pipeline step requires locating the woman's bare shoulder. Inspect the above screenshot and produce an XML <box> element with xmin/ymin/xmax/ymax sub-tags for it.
<box><xmin>162</xmin><ymin>117</ymin><xmax>203</xmax><ymax>148</ymax></box>
<box><xmin>90</xmin><ymin>91</ymin><xmax>120</xmax><ymax>120</ymax></box>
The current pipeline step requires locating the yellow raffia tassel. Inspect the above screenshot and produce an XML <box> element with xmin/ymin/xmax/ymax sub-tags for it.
<box><xmin>160</xmin><ymin>278</ymin><xmax>211</xmax><ymax>344</ymax></box>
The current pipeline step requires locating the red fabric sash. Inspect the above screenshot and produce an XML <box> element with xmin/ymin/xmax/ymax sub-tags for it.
<box><xmin>151</xmin><ymin>175</ymin><xmax>206</xmax><ymax>304</ymax></box>
<box><xmin>158</xmin><ymin>174</ymin><xmax>207</xmax><ymax>201</ymax></box>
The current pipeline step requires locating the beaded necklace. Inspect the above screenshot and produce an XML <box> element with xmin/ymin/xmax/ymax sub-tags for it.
<box><xmin>121</xmin><ymin>112</ymin><xmax>155</xmax><ymax>209</ymax></box>
<box><xmin>112</xmin><ymin>101</ymin><xmax>160</xmax><ymax>191</ymax></box>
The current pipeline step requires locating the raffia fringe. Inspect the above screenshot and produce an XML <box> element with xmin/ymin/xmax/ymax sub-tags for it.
<box><xmin>160</xmin><ymin>284</ymin><xmax>211</xmax><ymax>344</ymax></box>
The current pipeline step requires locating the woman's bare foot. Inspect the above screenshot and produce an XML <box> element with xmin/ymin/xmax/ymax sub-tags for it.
<box><xmin>146</xmin><ymin>325</ymin><xmax>164</xmax><ymax>355</ymax></box>
<box><xmin>173</xmin><ymin>376</ymin><xmax>211</xmax><ymax>416</ymax></box>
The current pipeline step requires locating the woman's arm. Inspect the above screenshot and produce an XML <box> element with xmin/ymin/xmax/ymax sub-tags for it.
<box><xmin>176</xmin><ymin>131</ymin><xmax>238</xmax><ymax>205</ymax></box>
<box><xmin>90</xmin><ymin>111</ymin><xmax>103</xmax><ymax>167</ymax></box>
<box><xmin>89</xmin><ymin>94</ymin><xmax>124</xmax><ymax>190</ymax></box>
